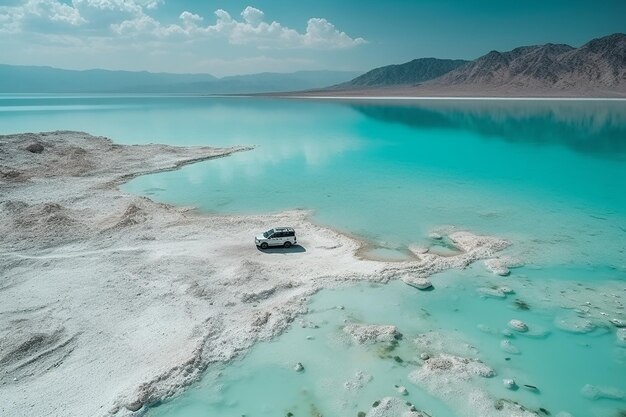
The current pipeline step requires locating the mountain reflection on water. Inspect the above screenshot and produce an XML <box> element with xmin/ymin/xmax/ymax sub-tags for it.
<box><xmin>348</xmin><ymin>100</ymin><xmax>626</xmax><ymax>159</ymax></box>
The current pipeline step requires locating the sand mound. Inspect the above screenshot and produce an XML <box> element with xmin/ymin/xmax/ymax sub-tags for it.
<box><xmin>111</xmin><ymin>203</ymin><xmax>148</xmax><ymax>229</ymax></box>
<box><xmin>25</xmin><ymin>143</ymin><xmax>44</xmax><ymax>154</ymax></box>
<box><xmin>0</xmin><ymin>201</ymin><xmax>86</xmax><ymax>249</ymax></box>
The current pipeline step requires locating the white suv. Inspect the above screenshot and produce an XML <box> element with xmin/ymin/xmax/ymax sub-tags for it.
<box><xmin>255</xmin><ymin>227</ymin><xmax>297</xmax><ymax>249</ymax></box>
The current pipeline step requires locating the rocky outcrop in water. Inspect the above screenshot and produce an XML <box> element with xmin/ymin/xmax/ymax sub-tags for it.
<box><xmin>365</xmin><ymin>397</ymin><xmax>428</xmax><ymax>417</ymax></box>
<box><xmin>343</xmin><ymin>323</ymin><xmax>401</xmax><ymax>344</ymax></box>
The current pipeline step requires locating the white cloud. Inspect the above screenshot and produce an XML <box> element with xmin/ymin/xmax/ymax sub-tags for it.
<box><xmin>0</xmin><ymin>0</ymin><xmax>86</xmax><ymax>33</ymax></box>
<box><xmin>0</xmin><ymin>0</ymin><xmax>143</xmax><ymax>35</ymax></box>
<box><xmin>240</xmin><ymin>6</ymin><xmax>264</xmax><ymax>26</ymax></box>
<box><xmin>180</xmin><ymin>11</ymin><xmax>202</xmax><ymax>25</ymax></box>
<box><xmin>111</xmin><ymin>14</ymin><xmax>185</xmax><ymax>38</ymax></box>
<box><xmin>113</xmin><ymin>6</ymin><xmax>367</xmax><ymax>49</ymax></box>
<box><xmin>303</xmin><ymin>18</ymin><xmax>365</xmax><ymax>48</ymax></box>
<box><xmin>0</xmin><ymin>0</ymin><xmax>165</xmax><ymax>33</ymax></box>
<box><xmin>0</xmin><ymin>2</ymin><xmax>366</xmax><ymax>50</ymax></box>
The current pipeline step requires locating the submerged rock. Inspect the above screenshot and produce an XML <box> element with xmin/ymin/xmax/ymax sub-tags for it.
<box><xmin>501</xmin><ymin>328</ymin><xmax>514</xmax><ymax>337</ymax></box>
<box><xmin>428</xmin><ymin>232</ymin><xmax>443</xmax><ymax>240</ymax></box>
<box><xmin>484</xmin><ymin>258</ymin><xmax>510</xmax><ymax>276</ymax></box>
<box><xmin>397</xmin><ymin>385</ymin><xmax>408</xmax><ymax>395</ymax></box>
<box><xmin>344</xmin><ymin>370</ymin><xmax>373</xmax><ymax>391</ymax></box>
<box><xmin>554</xmin><ymin>315</ymin><xmax>596</xmax><ymax>334</ymax></box>
<box><xmin>503</xmin><ymin>378</ymin><xmax>517</xmax><ymax>389</ymax></box>
<box><xmin>610</xmin><ymin>318</ymin><xmax>625</xmax><ymax>328</ymax></box>
<box><xmin>477</xmin><ymin>324</ymin><xmax>499</xmax><ymax>335</ymax></box>
<box><xmin>499</xmin><ymin>286</ymin><xmax>515</xmax><ymax>294</ymax></box>
<box><xmin>581</xmin><ymin>384</ymin><xmax>625</xmax><ymax>400</ymax></box>
<box><xmin>293</xmin><ymin>362</ymin><xmax>304</xmax><ymax>372</ymax></box>
<box><xmin>448</xmin><ymin>231</ymin><xmax>510</xmax><ymax>253</ymax></box>
<box><xmin>402</xmin><ymin>277</ymin><xmax>433</xmax><ymax>290</ymax></box>
<box><xmin>508</xmin><ymin>319</ymin><xmax>529</xmax><ymax>332</ymax></box>
<box><xmin>494</xmin><ymin>398</ymin><xmax>533</xmax><ymax>413</ymax></box>
<box><xmin>513</xmin><ymin>299</ymin><xmax>531</xmax><ymax>310</ymax></box>
<box><xmin>412</xmin><ymin>353</ymin><xmax>495</xmax><ymax>380</ymax></box>
<box><xmin>413</xmin><ymin>331</ymin><xmax>480</xmax><ymax>358</ymax></box>
<box><xmin>478</xmin><ymin>287</ymin><xmax>507</xmax><ymax>298</ymax></box>
<box><xmin>365</xmin><ymin>397</ymin><xmax>426</xmax><ymax>417</ymax></box>
<box><xmin>410</xmin><ymin>352</ymin><xmax>540</xmax><ymax>417</ymax></box>
<box><xmin>344</xmin><ymin>323</ymin><xmax>401</xmax><ymax>344</ymax></box>
<box><xmin>408</xmin><ymin>245</ymin><xmax>429</xmax><ymax>255</ymax></box>
<box><xmin>500</xmin><ymin>339</ymin><xmax>520</xmax><ymax>354</ymax></box>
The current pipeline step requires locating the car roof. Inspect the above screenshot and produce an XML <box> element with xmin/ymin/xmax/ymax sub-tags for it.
<box><xmin>273</xmin><ymin>227</ymin><xmax>295</xmax><ymax>232</ymax></box>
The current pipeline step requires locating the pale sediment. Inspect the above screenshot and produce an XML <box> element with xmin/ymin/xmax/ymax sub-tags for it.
<box><xmin>343</xmin><ymin>323</ymin><xmax>401</xmax><ymax>344</ymax></box>
<box><xmin>0</xmin><ymin>131</ymin><xmax>512</xmax><ymax>417</ymax></box>
<box><xmin>408</xmin><ymin>353</ymin><xmax>538</xmax><ymax>417</ymax></box>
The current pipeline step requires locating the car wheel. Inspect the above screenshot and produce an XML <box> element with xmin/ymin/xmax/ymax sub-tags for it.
<box><xmin>284</xmin><ymin>241</ymin><xmax>292</xmax><ymax>248</ymax></box>
<box><xmin>260</xmin><ymin>242</ymin><xmax>268</xmax><ymax>249</ymax></box>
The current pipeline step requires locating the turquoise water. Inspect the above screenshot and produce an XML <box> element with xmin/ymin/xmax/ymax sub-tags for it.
<box><xmin>148</xmin><ymin>273</ymin><xmax>625</xmax><ymax>417</ymax></box>
<box><xmin>1</xmin><ymin>95</ymin><xmax>625</xmax><ymax>416</ymax></box>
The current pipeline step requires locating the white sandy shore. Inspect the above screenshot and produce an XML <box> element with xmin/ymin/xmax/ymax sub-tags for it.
<box><xmin>282</xmin><ymin>96</ymin><xmax>626</xmax><ymax>101</ymax></box>
<box><xmin>0</xmin><ymin>131</ymin><xmax>512</xmax><ymax>417</ymax></box>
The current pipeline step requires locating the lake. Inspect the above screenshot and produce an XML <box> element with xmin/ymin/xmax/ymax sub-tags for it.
<box><xmin>1</xmin><ymin>94</ymin><xmax>625</xmax><ymax>417</ymax></box>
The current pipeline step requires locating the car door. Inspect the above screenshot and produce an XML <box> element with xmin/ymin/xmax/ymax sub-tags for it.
<box><xmin>269</xmin><ymin>231</ymin><xmax>281</xmax><ymax>246</ymax></box>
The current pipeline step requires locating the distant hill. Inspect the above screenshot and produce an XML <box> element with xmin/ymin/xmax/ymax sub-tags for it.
<box><xmin>0</xmin><ymin>65</ymin><xmax>218</xmax><ymax>93</ymax></box>
<box><xmin>333</xmin><ymin>58</ymin><xmax>468</xmax><ymax>88</ymax></box>
<box><xmin>0</xmin><ymin>65</ymin><xmax>362</xmax><ymax>94</ymax></box>
<box><xmin>302</xmin><ymin>33</ymin><xmax>626</xmax><ymax>97</ymax></box>
<box><xmin>140</xmin><ymin>70</ymin><xmax>364</xmax><ymax>94</ymax></box>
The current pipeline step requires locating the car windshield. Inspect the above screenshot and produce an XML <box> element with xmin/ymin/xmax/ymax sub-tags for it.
<box><xmin>262</xmin><ymin>229</ymin><xmax>274</xmax><ymax>238</ymax></box>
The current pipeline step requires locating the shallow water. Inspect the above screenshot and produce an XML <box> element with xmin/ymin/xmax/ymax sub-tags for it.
<box><xmin>147</xmin><ymin>273</ymin><xmax>625</xmax><ymax>417</ymax></box>
<box><xmin>1</xmin><ymin>95</ymin><xmax>625</xmax><ymax>416</ymax></box>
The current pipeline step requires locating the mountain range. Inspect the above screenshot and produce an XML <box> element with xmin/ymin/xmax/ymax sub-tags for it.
<box><xmin>0</xmin><ymin>65</ymin><xmax>361</xmax><ymax>94</ymax></box>
<box><xmin>432</xmin><ymin>33</ymin><xmax>626</xmax><ymax>91</ymax></box>
<box><xmin>2</xmin><ymin>33</ymin><xmax>625</xmax><ymax>97</ymax></box>
<box><xmin>311</xmin><ymin>33</ymin><xmax>626</xmax><ymax>97</ymax></box>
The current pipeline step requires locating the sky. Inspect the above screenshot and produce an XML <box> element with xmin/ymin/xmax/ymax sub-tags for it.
<box><xmin>0</xmin><ymin>0</ymin><xmax>625</xmax><ymax>76</ymax></box>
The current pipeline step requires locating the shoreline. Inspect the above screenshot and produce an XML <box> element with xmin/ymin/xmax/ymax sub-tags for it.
<box><xmin>1</xmin><ymin>131</ymin><xmax>513</xmax><ymax>417</ymax></box>
<box><xmin>276</xmin><ymin>95</ymin><xmax>626</xmax><ymax>101</ymax></box>
<box><xmin>3</xmin><ymin>93</ymin><xmax>626</xmax><ymax>102</ymax></box>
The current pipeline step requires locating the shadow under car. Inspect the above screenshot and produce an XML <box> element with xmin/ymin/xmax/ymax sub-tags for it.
<box><xmin>257</xmin><ymin>244</ymin><xmax>306</xmax><ymax>254</ymax></box>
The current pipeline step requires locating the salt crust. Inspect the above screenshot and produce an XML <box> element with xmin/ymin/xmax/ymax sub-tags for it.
<box><xmin>0</xmin><ymin>132</ymin><xmax>515</xmax><ymax>416</ymax></box>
